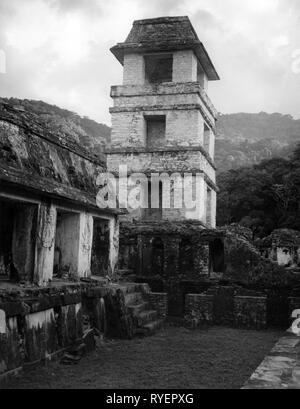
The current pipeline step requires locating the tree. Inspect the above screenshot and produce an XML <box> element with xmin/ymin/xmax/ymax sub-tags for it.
<box><xmin>217</xmin><ymin>144</ymin><xmax>300</xmax><ymax>237</ymax></box>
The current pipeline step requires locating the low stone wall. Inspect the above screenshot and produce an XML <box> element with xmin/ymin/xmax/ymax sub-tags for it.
<box><xmin>289</xmin><ymin>297</ymin><xmax>300</xmax><ymax>314</ymax></box>
<box><xmin>243</xmin><ymin>334</ymin><xmax>300</xmax><ymax>389</ymax></box>
<box><xmin>149</xmin><ymin>292</ymin><xmax>168</xmax><ymax>320</ymax></box>
<box><xmin>185</xmin><ymin>287</ymin><xmax>267</xmax><ymax>330</ymax></box>
<box><xmin>234</xmin><ymin>296</ymin><xmax>267</xmax><ymax>330</ymax></box>
<box><xmin>184</xmin><ymin>294</ymin><xmax>213</xmax><ymax>328</ymax></box>
<box><xmin>0</xmin><ymin>281</ymin><xmax>144</xmax><ymax>380</ymax></box>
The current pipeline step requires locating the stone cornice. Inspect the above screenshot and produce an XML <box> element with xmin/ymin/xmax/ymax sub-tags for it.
<box><xmin>111</xmin><ymin>82</ymin><xmax>219</xmax><ymax>120</ymax></box>
<box><xmin>109</xmin><ymin>169</ymin><xmax>218</xmax><ymax>192</ymax></box>
<box><xmin>106</xmin><ymin>145</ymin><xmax>217</xmax><ymax>171</ymax></box>
<box><xmin>109</xmin><ymin>103</ymin><xmax>216</xmax><ymax>133</ymax></box>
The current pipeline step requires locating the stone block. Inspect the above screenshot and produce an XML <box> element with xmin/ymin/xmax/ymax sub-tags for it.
<box><xmin>57</xmin><ymin>303</ymin><xmax>83</xmax><ymax>348</ymax></box>
<box><xmin>234</xmin><ymin>296</ymin><xmax>267</xmax><ymax>329</ymax></box>
<box><xmin>149</xmin><ymin>293</ymin><xmax>168</xmax><ymax>319</ymax></box>
<box><xmin>184</xmin><ymin>294</ymin><xmax>214</xmax><ymax>328</ymax></box>
<box><xmin>0</xmin><ymin>315</ymin><xmax>22</xmax><ymax>375</ymax></box>
<box><xmin>24</xmin><ymin>308</ymin><xmax>59</xmax><ymax>363</ymax></box>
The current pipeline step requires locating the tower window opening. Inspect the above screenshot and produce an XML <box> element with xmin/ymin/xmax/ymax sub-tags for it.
<box><xmin>144</xmin><ymin>54</ymin><xmax>173</xmax><ymax>84</ymax></box>
<box><xmin>145</xmin><ymin>115</ymin><xmax>166</xmax><ymax>149</ymax></box>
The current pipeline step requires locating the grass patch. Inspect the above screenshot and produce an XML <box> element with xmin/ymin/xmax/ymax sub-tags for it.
<box><xmin>2</xmin><ymin>326</ymin><xmax>282</xmax><ymax>389</ymax></box>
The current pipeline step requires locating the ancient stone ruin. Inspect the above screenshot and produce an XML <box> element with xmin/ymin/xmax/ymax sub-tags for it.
<box><xmin>0</xmin><ymin>16</ymin><xmax>299</xmax><ymax>381</ymax></box>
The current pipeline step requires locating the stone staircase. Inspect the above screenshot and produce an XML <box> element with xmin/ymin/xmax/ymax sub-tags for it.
<box><xmin>121</xmin><ymin>283</ymin><xmax>164</xmax><ymax>337</ymax></box>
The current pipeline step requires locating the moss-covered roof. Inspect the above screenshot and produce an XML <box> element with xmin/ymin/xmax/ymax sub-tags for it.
<box><xmin>111</xmin><ymin>16</ymin><xmax>220</xmax><ymax>81</ymax></box>
<box><xmin>0</xmin><ymin>101</ymin><xmax>124</xmax><ymax>215</ymax></box>
<box><xmin>260</xmin><ymin>229</ymin><xmax>300</xmax><ymax>247</ymax></box>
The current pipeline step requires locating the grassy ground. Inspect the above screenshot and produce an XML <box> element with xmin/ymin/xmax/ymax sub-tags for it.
<box><xmin>2</xmin><ymin>326</ymin><xmax>282</xmax><ymax>389</ymax></box>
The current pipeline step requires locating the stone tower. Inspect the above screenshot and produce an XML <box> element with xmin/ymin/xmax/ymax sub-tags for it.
<box><xmin>108</xmin><ymin>16</ymin><xmax>219</xmax><ymax>228</ymax></box>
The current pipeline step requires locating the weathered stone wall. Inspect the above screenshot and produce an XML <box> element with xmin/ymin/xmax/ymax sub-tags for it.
<box><xmin>122</xmin><ymin>50</ymin><xmax>210</xmax><ymax>89</ymax></box>
<box><xmin>173</xmin><ymin>50</ymin><xmax>198</xmax><ymax>83</ymax></box>
<box><xmin>110</xmin><ymin>83</ymin><xmax>217</xmax><ymax>123</ymax></box>
<box><xmin>149</xmin><ymin>292</ymin><xmax>168</xmax><ymax>320</ymax></box>
<box><xmin>234</xmin><ymin>296</ymin><xmax>267</xmax><ymax>329</ymax></box>
<box><xmin>0</xmin><ymin>286</ymin><xmax>84</xmax><ymax>378</ymax></box>
<box><xmin>184</xmin><ymin>294</ymin><xmax>213</xmax><ymax>327</ymax></box>
<box><xmin>0</xmin><ymin>281</ymin><xmax>147</xmax><ymax>380</ymax></box>
<box><xmin>277</xmin><ymin>247</ymin><xmax>298</xmax><ymax>267</ymax></box>
<box><xmin>118</xmin><ymin>229</ymin><xmax>212</xmax><ymax>316</ymax></box>
<box><xmin>184</xmin><ymin>288</ymin><xmax>267</xmax><ymax>330</ymax></box>
<box><xmin>123</xmin><ymin>53</ymin><xmax>145</xmax><ymax>86</ymax></box>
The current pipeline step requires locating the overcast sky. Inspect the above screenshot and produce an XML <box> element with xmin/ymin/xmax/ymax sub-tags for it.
<box><xmin>0</xmin><ymin>0</ymin><xmax>299</xmax><ymax>125</ymax></box>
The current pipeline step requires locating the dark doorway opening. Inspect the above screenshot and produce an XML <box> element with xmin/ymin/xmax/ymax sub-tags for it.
<box><xmin>179</xmin><ymin>237</ymin><xmax>194</xmax><ymax>273</ymax></box>
<box><xmin>144</xmin><ymin>54</ymin><xmax>173</xmax><ymax>84</ymax></box>
<box><xmin>54</xmin><ymin>210</ymin><xmax>80</xmax><ymax>278</ymax></box>
<box><xmin>91</xmin><ymin>218</ymin><xmax>110</xmax><ymax>277</ymax></box>
<box><xmin>0</xmin><ymin>198</ymin><xmax>37</xmax><ymax>282</ymax></box>
<box><xmin>209</xmin><ymin>239</ymin><xmax>225</xmax><ymax>274</ymax></box>
<box><xmin>152</xmin><ymin>237</ymin><xmax>164</xmax><ymax>276</ymax></box>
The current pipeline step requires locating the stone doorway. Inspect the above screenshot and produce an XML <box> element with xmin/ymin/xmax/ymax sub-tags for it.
<box><xmin>91</xmin><ymin>218</ymin><xmax>110</xmax><ymax>277</ymax></box>
<box><xmin>54</xmin><ymin>209</ymin><xmax>80</xmax><ymax>278</ymax></box>
<box><xmin>209</xmin><ymin>239</ymin><xmax>225</xmax><ymax>276</ymax></box>
<box><xmin>0</xmin><ymin>198</ymin><xmax>37</xmax><ymax>282</ymax></box>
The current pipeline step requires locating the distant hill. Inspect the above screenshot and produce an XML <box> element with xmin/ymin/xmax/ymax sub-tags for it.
<box><xmin>1</xmin><ymin>100</ymin><xmax>299</xmax><ymax>173</ymax></box>
<box><xmin>216</xmin><ymin>112</ymin><xmax>300</xmax><ymax>172</ymax></box>
<box><xmin>0</xmin><ymin>98</ymin><xmax>111</xmax><ymax>155</ymax></box>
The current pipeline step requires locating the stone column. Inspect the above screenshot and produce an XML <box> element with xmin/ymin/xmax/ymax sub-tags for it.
<box><xmin>34</xmin><ymin>203</ymin><xmax>57</xmax><ymax>286</ymax></box>
<box><xmin>77</xmin><ymin>212</ymin><xmax>94</xmax><ymax>278</ymax></box>
<box><xmin>108</xmin><ymin>217</ymin><xmax>119</xmax><ymax>278</ymax></box>
<box><xmin>185</xmin><ymin>175</ymin><xmax>207</xmax><ymax>222</ymax></box>
<box><xmin>210</xmin><ymin>190</ymin><xmax>217</xmax><ymax>228</ymax></box>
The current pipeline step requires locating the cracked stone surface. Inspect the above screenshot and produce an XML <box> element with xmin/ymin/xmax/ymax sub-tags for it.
<box><xmin>243</xmin><ymin>335</ymin><xmax>300</xmax><ymax>389</ymax></box>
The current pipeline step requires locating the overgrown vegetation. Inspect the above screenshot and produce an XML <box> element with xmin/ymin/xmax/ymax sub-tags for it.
<box><xmin>3</xmin><ymin>327</ymin><xmax>282</xmax><ymax>389</ymax></box>
<box><xmin>217</xmin><ymin>143</ymin><xmax>300</xmax><ymax>238</ymax></box>
<box><xmin>216</xmin><ymin>112</ymin><xmax>300</xmax><ymax>172</ymax></box>
<box><xmin>0</xmin><ymin>97</ymin><xmax>111</xmax><ymax>153</ymax></box>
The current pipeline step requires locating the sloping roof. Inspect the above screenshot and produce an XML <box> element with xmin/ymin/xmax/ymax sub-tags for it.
<box><xmin>260</xmin><ymin>229</ymin><xmax>300</xmax><ymax>247</ymax></box>
<box><xmin>0</xmin><ymin>102</ymin><xmax>124</xmax><ymax>215</ymax></box>
<box><xmin>111</xmin><ymin>16</ymin><xmax>220</xmax><ymax>81</ymax></box>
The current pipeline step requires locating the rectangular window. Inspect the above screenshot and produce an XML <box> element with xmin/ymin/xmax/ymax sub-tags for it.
<box><xmin>145</xmin><ymin>115</ymin><xmax>166</xmax><ymax>149</ymax></box>
<box><xmin>144</xmin><ymin>54</ymin><xmax>173</xmax><ymax>84</ymax></box>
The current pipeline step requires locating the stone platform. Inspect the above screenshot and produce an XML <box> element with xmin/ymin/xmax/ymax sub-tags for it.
<box><xmin>243</xmin><ymin>334</ymin><xmax>300</xmax><ymax>389</ymax></box>
<box><xmin>0</xmin><ymin>278</ymin><xmax>167</xmax><ymax>381</ymax></box>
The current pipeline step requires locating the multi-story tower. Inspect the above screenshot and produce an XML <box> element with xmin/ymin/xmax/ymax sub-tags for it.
<box><xmin>108</xmin><ymin>16</ymin><xmax>219</xmax><ymax>228</ymax></box>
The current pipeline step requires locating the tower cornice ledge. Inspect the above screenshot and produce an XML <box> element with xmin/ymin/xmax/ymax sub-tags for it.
<box><xmin>111</xmin><ymin>83</ymin><xmax>219</xmax><ymax>120</ymax></box>
<box><xmin>110</xmin><ymin>16</ymin><xmax>220</xmax><ymax>81</ymax></box>
<box><xmin>106</xmin><ymin>146</ymin><xmax>216</xmax><ymax>171</ymax></box>
<box><xmin>110</xmin><ymin>103</ymin><xmax>216</xmax><ymax>132</ymax></box>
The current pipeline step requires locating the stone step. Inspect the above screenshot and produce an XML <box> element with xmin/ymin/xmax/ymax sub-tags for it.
<box><xmin>135</xmin><ymin>319</ymin><xmax>164</xmax><ymax>337</ymax></box>
<box><xmin>124</xmin><ymin>292</ymin><xmax>144</xmax><ymax>306</ymax></box>
<box><xmin>136</xmin><ymin>310</ymin><xmax>158</xmax><ymax>327</ymax></box>
<box><xmin>127</xmin><ymin>301</ymin><xmax>150</xmax><ymax>315</ymax></box>
<box><xmin>119</xmin><ymin>283</ymin><xmax>150</xmax><ymax>295</ymax></box>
